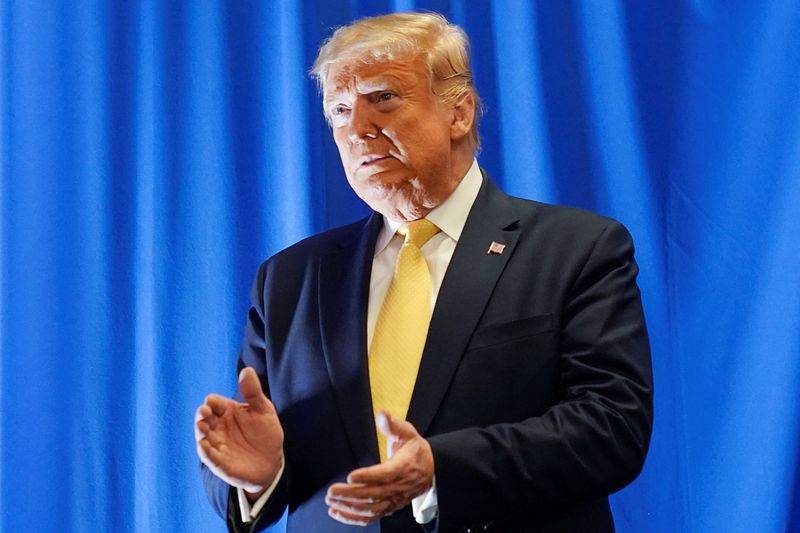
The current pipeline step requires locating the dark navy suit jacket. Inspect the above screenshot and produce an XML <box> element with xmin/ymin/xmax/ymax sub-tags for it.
<box><xmin>203</xmin><ymin>175</ymin><xmax>653</xmax><ymax>533</ymax></box>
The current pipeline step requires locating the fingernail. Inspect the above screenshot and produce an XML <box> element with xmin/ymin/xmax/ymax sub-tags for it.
<box><xmin>238</xmin><ymin>368</ymin><xmax>248</xmax><ymax>383</ymax></box>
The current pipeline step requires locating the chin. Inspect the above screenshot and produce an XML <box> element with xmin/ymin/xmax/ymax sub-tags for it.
<box><xmin>376</xmin><ymin>193</ymin><xmax>434</xmax><ymax>222</ymax></box>
<box><xmin>351</xmin><ymin>173</ymin><xmax>438</xmax><ymax>220</ymax></box>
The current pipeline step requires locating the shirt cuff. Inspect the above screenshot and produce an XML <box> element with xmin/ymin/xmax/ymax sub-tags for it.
<box><xmin>236</xmin><ymin>460</ymin><xmax>286</xmax><ymax>523</ymax></box>
<box><xmin>411</xmin><ymin>476</ymin><xmax>438</xmax><ymax>525</ymax></box>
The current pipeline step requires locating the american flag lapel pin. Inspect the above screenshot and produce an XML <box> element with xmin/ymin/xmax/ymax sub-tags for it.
<box><xmin>487</xmin><ymin>241</ymin><xmax>506</xmax><ymax>255</ymax></box>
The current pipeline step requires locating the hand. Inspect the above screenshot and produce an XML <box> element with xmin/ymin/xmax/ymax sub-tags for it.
<box><xmin>195</xmin><ymin>367</ymin><xmax>284</xmax><ymax>497</ymax></box>
<box><xmin>325</xmin><ymin>412</ymin><xmax>434</xmax><ymax>526</ymax></box>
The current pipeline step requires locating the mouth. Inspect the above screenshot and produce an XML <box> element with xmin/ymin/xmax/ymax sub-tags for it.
<box><xmin>358</xmin><ymin>154</ymin><xmax>391</xmax><ymax>167</ymax></box>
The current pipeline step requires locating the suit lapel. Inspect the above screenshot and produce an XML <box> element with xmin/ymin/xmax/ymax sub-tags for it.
<box><xmin>318</xmin><ymin>213</ymin><xmax>383</xmax><ymax>467</ymax></box>
<box><xmin>407</xmin><ymin>176</ymin><xmax>521</xmax><ymax>436</ymax></box>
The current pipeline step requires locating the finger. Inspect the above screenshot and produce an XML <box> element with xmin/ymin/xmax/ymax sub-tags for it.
<box><xmin>197</xmin><ymin>403</ymin><xmax>214</xmax><ymax>419</ymax></box>
<box><xmin>347</xmin><ymin>460</ymin><xmax>401</xmax><ymax>485</ymax></box>
<box><xmin>195</xmin><ymin>407</ymin><xmax>220</xmax><ymax>442</ymax></box>
<box><xmin>205</xmin><ymin>394</ymin><xmax>232</xmax><ymax>417</ymax></box>
<box><xmin>204</xmin><ymin>414</ymin><xmax>220</xmax><ymax>431</ymax></box>
<box><xmin>238</xmin><ymin>367</ymin><xmax>269</xmax><ymax>413</ymax></box>
<box><xmin>196</xmin><ymin>434</ymin><xmax>210</xmax><ymax>463</ymax></box>
<box><xmin>197</xmin><ymin>405</ymin><xmax>220</xmax><ymax>432</ymax></box>
<box><xmin>203</xmin><ymin>428</ymin><xmax>224</xmax><ymax>447</ymax></box>
<box><xmin>199</xmin><ymin>438</ymin><xmax>229</xmax><ymax>462</ymax></box>
<box><xmin>376</xmin><ymin>411</ymin><xmax>418</xmax><ymax>441</ymax></box>
<box><xmin>195</xmin><ymin>404</ymin><xmax>217</xmax><ymax>425</ymax></box>
<box><xmin>328</xmin><ymin>481</ymin><xmax>396</xmax><ymax>503</ymax></box>
<box><xmin>326</xmin><ymin>483</ymin><xmax>375</xmax><ymax>503</ymax></box>
<box><xmin>326</xmin><ymin>490</ymin><xmax>394</xmax><ymax>519</ymax></box>
<box><xmin>374</xmin><ymin>411</ymin><xmax>399</xmax><ymax>459</ymax></box>
<box><xmin>324</xmin><ymin>495</ymin><xmax>378</xmax><ymax>517</ymax></box>
<box><xmin>328</xmin><ymin>508</ymin><xmax>372</xmax><ymax>527</ymax></box>
<box><xmin>194</xmin><ymin>406</ymin><xmax>207</xmax><ymax>442</ymax></box>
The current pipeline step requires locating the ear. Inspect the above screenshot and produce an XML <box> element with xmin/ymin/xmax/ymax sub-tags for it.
<box><xmin>449</xmin><ymin>92</ymin><xmax>476</xmax><ymax>141</ymax></box>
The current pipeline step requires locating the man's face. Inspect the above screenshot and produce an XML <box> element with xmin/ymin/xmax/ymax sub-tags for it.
<box><xmin>324</xmin><ymin>56</ymin><xmax>459</xmax><ymax>221</ymax></box>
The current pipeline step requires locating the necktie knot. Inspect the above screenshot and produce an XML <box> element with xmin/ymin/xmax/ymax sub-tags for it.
<box><xmin>400</xmin><ymin>219</ymin><xmax>440</xmax><ymax>248</ymax></box>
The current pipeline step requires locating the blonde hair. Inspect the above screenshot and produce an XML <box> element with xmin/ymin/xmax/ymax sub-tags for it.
<box><xmin>311</xmin><ymin>12</ymin><xmax>483</xmax><ymax>151</ymax></box>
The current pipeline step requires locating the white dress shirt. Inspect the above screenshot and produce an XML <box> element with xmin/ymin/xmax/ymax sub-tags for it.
<box><xmin>239</xmin><ymin>159</ymin><xmax>483</xmax><ymax>525</ymax></box>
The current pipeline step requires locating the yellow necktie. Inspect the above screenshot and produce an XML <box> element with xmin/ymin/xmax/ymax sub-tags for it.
<box><xmin>369</xmin><ymin>219</ymin><xmax>441</xmax><ymax>462</ymax></box>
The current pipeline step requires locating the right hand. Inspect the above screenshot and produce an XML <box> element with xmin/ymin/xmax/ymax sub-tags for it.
<box><xmin>195</xmin><ymin>367</ymin><xmax>284</xmax><ymax>496</ymax></box>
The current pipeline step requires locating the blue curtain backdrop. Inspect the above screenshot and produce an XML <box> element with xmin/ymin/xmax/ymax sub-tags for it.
<box><xmin>2</xmin><ymin>1</ymin><xmax>799</xmax><ymax>531</ymax></box>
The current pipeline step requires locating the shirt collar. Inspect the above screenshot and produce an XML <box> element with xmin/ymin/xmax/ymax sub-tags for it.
<box><xmin>374</xmin><ymin>159</ymin><xmax>483</xmax><ymax>255</ymax></box>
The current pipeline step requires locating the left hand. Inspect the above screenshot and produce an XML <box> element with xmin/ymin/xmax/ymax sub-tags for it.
<box><xmin>325</xmin><ymin>411</ymin><xmax>434</xmax><ymax>526</ymax></box>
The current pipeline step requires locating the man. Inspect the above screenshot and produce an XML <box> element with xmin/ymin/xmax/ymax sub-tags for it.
<box><xmin>196</xmin><ymin>12</ymin><xmax>653</xmax><ymax>533</ymax></box>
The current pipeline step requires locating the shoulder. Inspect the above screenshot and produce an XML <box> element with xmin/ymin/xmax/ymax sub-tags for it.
<box><xmin>250</xmin><ymin>215</ymin><xmax>373</xmax><ymax>282</ymax></box>
<box><xmin>271</xmin><ymin>216</ymin><xmax>370</xmax><ymax>262</ymax></box>
<box><xmin>495</xmin><ymin>194</ymin><xmax>641</xmax><ymax>297</ymax></box>
<box><xmin>489</xmin><ymin>192</ymin><xmax>638</xmax><ymax>278</ymax></box>
<box><xmin>477</xmin><ymin>173</ymin><xmax>630</xmax><ymax>242</ymax></box>
<box><xmin>505</xmin><ymin>193</ymin><xmax>632</xmax><ymax>243</ymax></box>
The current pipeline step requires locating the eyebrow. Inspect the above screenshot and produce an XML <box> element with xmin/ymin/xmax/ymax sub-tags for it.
<box><xmin>325</xmin><ymin>77</ymin><xmax>401</xmax><ymax>104</ymax></box>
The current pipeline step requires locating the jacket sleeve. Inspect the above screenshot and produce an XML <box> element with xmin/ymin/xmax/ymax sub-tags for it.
<box><xmin>428</xmin><ymin>220</ymin><xmax>653</xmax><ymax>527</ymax></box>
<box><xmin>201</xmin><ymin>261</ymin><xmax>292</xmax><ymax>532</ymax></box>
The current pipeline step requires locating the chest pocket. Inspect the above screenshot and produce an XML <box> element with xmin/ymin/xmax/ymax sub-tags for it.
<box><xmin>466</xmin><ymin>313</ymin><xmax>553</xmax><ymax>351</ymax></box>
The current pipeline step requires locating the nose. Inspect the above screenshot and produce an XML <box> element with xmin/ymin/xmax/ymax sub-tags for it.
<box><xmin>347</xmin><ymin>100</ymin><xmax>379</xmax><ymax>142</ymax></box>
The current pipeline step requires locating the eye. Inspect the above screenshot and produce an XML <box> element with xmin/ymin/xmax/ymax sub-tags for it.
<box><xmin>368</xmin><ymin>91</ymin><xmax>397</xmax><ymax>105</ymax></box>
<box><xmin>330</xmin><ymin>105</ymin><xmax>350</xmax><ymax>116</ymax></box>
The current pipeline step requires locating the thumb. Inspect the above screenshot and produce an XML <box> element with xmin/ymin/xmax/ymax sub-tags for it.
<box><xmin>238</xmin><ymin>367</ymin><xmax>268</xmax><ymax>413</ymax></box>
<box><xmin>375</xmin><ymin>410</ymin><xmax>418</xmax><ymax>441</ymax></box>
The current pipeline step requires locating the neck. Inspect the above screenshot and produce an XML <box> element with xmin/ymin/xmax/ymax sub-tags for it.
<box><xmin>391</xmin><ymin>148</ymin><xmax>475</xmax><ymax>223</ymax></box>
<box><xmin>448</xmin><ymin>145</ymin><xmax>475</xmax><ymax>188</ymax></box>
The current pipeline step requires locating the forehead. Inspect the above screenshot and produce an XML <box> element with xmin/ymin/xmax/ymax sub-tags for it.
<box><xmin>323</xmin><ymin>56</ymin><xmax>429</xmax><ymax>99</ymax></box>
